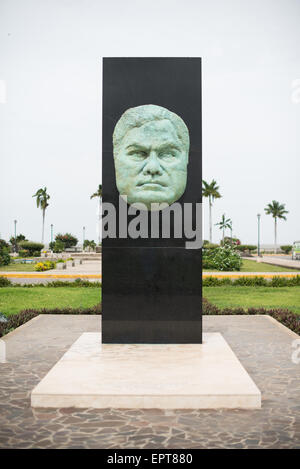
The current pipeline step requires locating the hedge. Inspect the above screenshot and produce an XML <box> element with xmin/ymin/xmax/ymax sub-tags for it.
<box><xmin>202</xmin><ymin>298</ymin><xmax>300</xmax><ymax>335</ymax></box>
<box><xmin>202</xmin><ymin>275</ymin><xmax>300</xmax><ymax>287</ymax></box>
<box><xmin>0</xmin><ymin>304</ymin><xmax>102</xmax><ymax>338</ymax></box>
<box><xmin>18</xmin><ymin>241</ymin><xmax>44</xmax><ymax>256</ymax></box>
<box><xmin>0</xmin><ymin>277</ymin><xmax>101</xmax><ymax>288</ymax></box>
<box><xmin>1</xmin><ymin>299</ymin><xmax>299</xmax><ymax>338</ymax></box>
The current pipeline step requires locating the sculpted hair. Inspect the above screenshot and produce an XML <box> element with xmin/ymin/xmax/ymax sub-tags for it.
<box><xmin>113</xmin><ymin>104</ymin><xmax>190</xmax><ymax>156</ymax></box>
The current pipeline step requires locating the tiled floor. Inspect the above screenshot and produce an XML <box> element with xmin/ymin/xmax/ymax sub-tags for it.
<box><xmin>0</xmin><ymin>314</ymin><xmax>299</xmax><ymax>449</ymax></box>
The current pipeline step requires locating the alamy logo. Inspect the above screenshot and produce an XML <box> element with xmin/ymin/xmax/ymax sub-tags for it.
<box><xmin>291</xmin><ymin>79</ymin><xmax>300</xmax><ymax>104</ymax></box>
<box><xmin>0</xmin><ymin>339</ymin><xmax>6</xmax><ymax>363</ymax></box>
<box><xmin>291</xmin><ymin>339</ymin><xmax>300</xmax><ymax>364</ymax></box>
<box><xmin>102</xmin><ymin>196</ymin><xmax>202</xmax><ymax>249</ymax></box>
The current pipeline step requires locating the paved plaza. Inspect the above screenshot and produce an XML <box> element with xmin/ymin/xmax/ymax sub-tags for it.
<box><xmin>0</xmin><ymin>314</ymin><xmax>299</xmax><ymax>449</ymax></box>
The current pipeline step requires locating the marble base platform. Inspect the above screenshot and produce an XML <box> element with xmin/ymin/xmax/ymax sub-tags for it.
<box><xmin>31</xmin><ymin>333</ymin><xmax>261</xmax><ymax>409</ymax></box>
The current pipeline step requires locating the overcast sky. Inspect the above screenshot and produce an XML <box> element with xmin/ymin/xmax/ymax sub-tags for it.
<box><xmin>0</xmin><ymin>0</ymin><xmax>299</xmax><ymax>245</ymax></box>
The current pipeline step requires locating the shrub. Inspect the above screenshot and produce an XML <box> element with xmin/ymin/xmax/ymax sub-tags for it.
<box><xmin>0</xmin><ymin>239</ymin><xmax>11</xmax><ymax>266</ymax></box>
<box><xmin>18</xmin><ymin>241</ymin><xmax>44</xmax><ymax>256</ymax></box>
<box><xmin>202</xmin><ymin>298</ymin><xmax>300</xmax><ymax>335</ymax></box>
<box><xmin>18</xmin><ymin>249</ymin><xmax>30</xmax><ymax>258</ymax></box>
<box><xmin>280</xmin><ymin>245</ymin><xmax>292</xmax><ymax>254</ymax></box>
<box><xmin>0</xmin><ymin>304</ymin><xmax>102</xmax><ymax>338</ymax></box>
<box><xmin>202</xmin><ymin>275</ymin><xmax>300</xmax><ymax>287</ymax></box>
<box><xmin>55</xmin><ymin>233</ymin><xmax>78</xmax><ymax>249</ymax></box>
<box><xmin>33</xmin><ymin>251</ymin><xmax>41</xmax><ymax>257</ymax></box>
<box><xmin>221</xmin><ymin>236</ymin><xmax>241</xmax><ymax>246</ymax></box>
<box><xmin>52</xmin><ymin>239</ymin><xmax>65</xmax><ymax>253</ymax></box>
<box><xmin>203</xmin><ymin>243</ymin><xmax>219</xmax><ymax>250</ymax></box>
<box><xmin>203</xmin><ymin>245</ymin><xmax>242</xmax><ymax>271</ymax></box>
<box><xmin>235</xmin><ymin>245</ymin><xmax>257</xmax><ymax>252</ymax></box>
<box><xmin>0</xmin><ymin>276</ymin><xmax>12</xmax><ymax>287</ymax></box>
<box><xmin>234</xmin><ymin>276</ymin><xmax>268</xmax><ymax>286</ymax></box>
<box><xmin>34</xmin><ymin>261</ymin><xmax>56</xmax><ymax>272</ymax></box>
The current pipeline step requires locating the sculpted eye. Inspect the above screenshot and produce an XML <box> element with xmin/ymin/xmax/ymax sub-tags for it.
<box><xmin>159</xmin><ymin>150</ymin><xmax>176</xmax><ymax>160</ymax></box>
<box><xmin>128</xmin><ymin>150</ymin><xmax>147</xmax><ymax>160</ymax></box>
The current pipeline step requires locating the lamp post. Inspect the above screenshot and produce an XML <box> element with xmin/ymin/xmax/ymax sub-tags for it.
<box><xmin>257</xmin><ymin>214</ymin><xmax>261</xmax><ymax>257</ymax></box>
<box><xmin>83</xmin><ymin>226</ymin><xmax>85</xmax><ymax>251</ymax></box>
<box><xmin>14</xmin><ymin>220</ymin><xmax>17</xmax><ymax>253</ymax></box>
<box><xmin>50</xmin><ymin>224</ymin><xmax>53</xmax><ymax>244</ymax></box>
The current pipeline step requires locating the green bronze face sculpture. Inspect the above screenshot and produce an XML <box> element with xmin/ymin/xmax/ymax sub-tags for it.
<box><xmin>113</xmin><ymin>104</ymin><xmax>190</xmax><ymax>210</ymax></box>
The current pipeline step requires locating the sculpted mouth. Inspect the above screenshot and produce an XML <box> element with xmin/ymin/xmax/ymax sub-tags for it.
<box><xmin>137</xmin><ymin>181</ymin><xmax>166</xmax><ymax>187</ymax></box>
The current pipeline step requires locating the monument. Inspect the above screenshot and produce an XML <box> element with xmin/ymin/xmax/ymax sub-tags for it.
<box><xmin>31</xmin><ymin>58</ymin><xmax>261</xmax><ymax>409</ymax></box>
<box><xmin>102</xmin><ymin>58</ymin><xmax>202</xmax><ymax>343</ymax></box>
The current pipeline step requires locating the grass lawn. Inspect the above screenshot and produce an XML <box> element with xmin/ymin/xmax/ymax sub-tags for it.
<box><xmin>203</xmin><ymin>259</ymin><xmax>297</xmax><ymax>273</ymax></box>
<box><xmin>0</xmin><ymin>263</ymin><xmax>37</xmax><ymax>272</ymax></box>
<box><xmin>240</xmin><ymin>259</ymin><xmax>297</xmax><ymax>272</ymax></box>
<box><xmin>203</xmin><ymin>286</ymin><xmax>300</xmax><ymax>315</ymax></box>
<box><xmin>0</xmin><ymin>287</ymin><xmax>101</xmax><ymax>316</ymax></box>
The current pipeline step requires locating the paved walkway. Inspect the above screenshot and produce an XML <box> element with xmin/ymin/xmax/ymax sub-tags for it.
<box><xmin>0</xmin><ymin>315</ymin><xmax>299</xmax><ymax>449</ymax></box>
<box><xmin>256</xmin><ymin>256</ymin><xmax>300</xmax><ymax>270</ymax></box>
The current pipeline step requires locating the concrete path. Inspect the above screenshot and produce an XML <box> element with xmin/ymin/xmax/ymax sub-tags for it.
<box><xmin>257</xmin><ymin>256</ymin><xmax>300</xmax><ymax>270</ymax></box>
<box><xmin>0</xmin><ymin>314</ymin><xmax>299</xmax><ymax>449</ymax></box>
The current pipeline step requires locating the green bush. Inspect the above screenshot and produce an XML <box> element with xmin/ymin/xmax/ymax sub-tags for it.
<box><xmin>55</xmin><ymin>233</ymin><xmax>78</xmax><ymax>249</ymax></box>
<box><xmin>34</xmin><ymin>261</ymin><xmax>56</xmax><ymax>272</ymax></box>
<box><xmin>280</xmin><ymin>245</ymin><xmax>292</xmax><ymax>254</ymax></box>
<box><xmin>52</xmin><ymin>240</ymin><xmax>65</xmax><ymax>253</ymax></box>
<box><xmin>235</xmin><ymin>245</ymin><xmax>257</xmax><ymax>252</ymax></box>
<box><xmin>202</xmin><ymin>275</ymin><xmax>300</xmax><ymax>287</ymax></box>
<box><xmin>0</xmin><ymin>304</ymin><xmax>101</xmax><ymax>338</ymax></box>
<box><xmin>202</xmin><ymin>298</ymin><xmax>300</xmax><ymax>335</ymax></box>
<box><xmin>203</xmin><ymin>245</ymin><xmax>242</xmax><ymax>271</ymax></box>
<box><xmin>0</xmin><ymin>276</ymin><xmax>12</xmax><ymax>287</ymax></box>
<box><xmin>0</xmin><ymin>239</ymin><xmax>11</xmax><ymax>266</ymax></box>
<box><xmin>18</xmin><ymin>249</ymin><xmax>30</xmax><ymax>258</ymax></box>
<box><xmin>18</xmin><ymin>241</ymin><xmax>44</xmax><ymax>256</ymax></box>
<box><xmin>203</xmin><ymin>243</ymin><xmax>219</xmax><ymax>250</ymax></box>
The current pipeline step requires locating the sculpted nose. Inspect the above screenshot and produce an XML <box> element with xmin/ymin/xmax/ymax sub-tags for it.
<box><xmin>143</xmin><ymin>151</ymin><xmax>163</xmax><ymax>176</ymax></box>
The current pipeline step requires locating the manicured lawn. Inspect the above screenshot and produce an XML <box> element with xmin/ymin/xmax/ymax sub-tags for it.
<box><xmin>0</xmin><ymin>287</ymin><xmax>101</xmax><ymax>316</ymax></box>
<box><xmin>0</xmin><ymin>263</ymin><xmax>37</xmax><ymax>272</ymax></box>
<box><xmin>203</xmin><ymin>286</ymin><xmax>300</xmax><ymax>315</ymax></box>
<box><xmin>203</xmin><ymin>259</ymin><xmax>297</xmax><ymax>273</ymax></box>
<box><xmin>240</xmin><ymin>259</ymin><xmax>297</xmax><ymax>272</ymax></box>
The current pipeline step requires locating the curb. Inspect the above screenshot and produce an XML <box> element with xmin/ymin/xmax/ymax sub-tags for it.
<box><xmin>0</xmin><ymin>273</ymin><xmax>102</xmax><ymax>279</ymax></box>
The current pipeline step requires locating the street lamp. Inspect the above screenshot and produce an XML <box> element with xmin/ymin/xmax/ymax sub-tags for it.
<box><xmin>83</xmin><ymin>226</ymin><xmax>85</xmax><ymax>251</ymax></box>
<box><xmin>257</xmin><ymin>214</ymin><xmax>261</xmax><ymax>257</ymax></box>
<box><xmin>14</xmin><ymin>220</ymin><xmax>17</xmax><ymax>253</ymax></box>
<box><xmin>50</xmin><ymin>224</ymin><xmax>53</xmax><ymax>244</ymax></box>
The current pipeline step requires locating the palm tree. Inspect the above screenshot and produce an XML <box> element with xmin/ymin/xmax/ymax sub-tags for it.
<box><xmin>202</xmin><ymin>180</ymin><xmax>221</xmax><ymax>243</ymax></box>
<box><xmin>90</xmin><ymin>184</ymin><xmax>102</xmax><ymax>245</ymax></box>
<box><xmin>215</xmin><ymin>213</ymin><xmax>232</xmax><ymax>244</ymax></box>
<box><xmin>33</xmin><ymin>187</ymin><xmax>50</xmax><ymax>244</ymax></box>
<box><xmin>264</xmin><ymin>200</ymin><xmax>288</xmax><ymax>253</ymax></box>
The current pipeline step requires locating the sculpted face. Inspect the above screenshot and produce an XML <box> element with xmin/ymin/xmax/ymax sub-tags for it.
<box><xmin>113</xmin><ymin>105</ymin><xmax>189</xmax><ymax>210</ymax></box>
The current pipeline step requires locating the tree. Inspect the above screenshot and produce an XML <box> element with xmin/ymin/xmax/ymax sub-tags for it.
<box><xmin>90</xmin><ymin>184</ymin><xmax>102</xmax><ymax>245</ymax></box>
<box><xmin>33</xmin><ymin>187</ymin><xmax>50</xmax><ymax>244</ymax></box>
<box><xmin>83</xmin><ymin>239</ymin><xmax>96</xmax><ymax>251</ymax></box>
<box><xmin>264</xmin><ymin>200</ymin><xmax>288</xmax><ymax>253</ymax></box>
<box><xmin>55</xmin><ymin>233</ymin><xmax>78</xmax><ymax>249</ymax></box>
<box><xmin>9</xmin><ymin>234</ymin><xmax>27</xmax><ymax>252</ymax></box>
<box><xmin>202</xmin><ymin>180</ymin><xmax>221</xmax><ymax>243</ymax></box>
<box><xmin>215</xmin><ymin>214</ymin><xmax>232</xmax><ymax>244</ymax></box>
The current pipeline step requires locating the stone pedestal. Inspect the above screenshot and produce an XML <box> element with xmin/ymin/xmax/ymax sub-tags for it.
<box><xmin>31</xmin><ymin>332</ymin><xmax>261</xmax><ymax>409</ymax></box>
